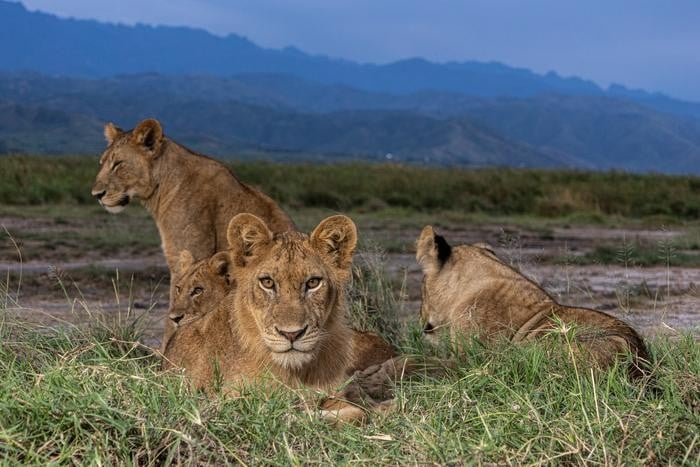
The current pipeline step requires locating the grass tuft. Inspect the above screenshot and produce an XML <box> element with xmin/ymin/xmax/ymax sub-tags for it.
<box><xmin>348</xmin><ymin>243</ymin><xmax>404</xmax><ymax>346</ymax></box>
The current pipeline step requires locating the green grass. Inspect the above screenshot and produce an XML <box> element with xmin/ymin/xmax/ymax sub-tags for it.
<box><xmin>2</xmin><ymin>156</ymin><xmax>700</xmax><ymax>223</ymax></box>
<box><xmin>2</xmin><ymin>155</ymin><xmax>699</xmax><ymax>463</ymax></box>
<box><xmin>1</xmin><ymin>259</ymin><xmax>698</xmax><ymax>465</ymax></box>
<box><xmin>0</xmin><ymin>313</ymin><xmax>698</xmax><ymax>464</ymax></box>
<box><xmin>349</xmin><ymin>246</ymin><xmax>404</xmax><ymax>346</ymax></box>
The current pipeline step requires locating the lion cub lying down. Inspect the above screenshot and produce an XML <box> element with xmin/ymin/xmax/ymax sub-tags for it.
<box><xmin>317</xmin><ymin>224</ymin><xmax>655</xmax><ymax>417</ymax></box>
<box><xmin>162</xmin><ymin>213</ymin><xmax>395</xmax><ymax>393</ymax></box>
<box><xmin>415</xmin><ymin>226</ymin><xmax>651</xmax><ymax>378</ymax></box>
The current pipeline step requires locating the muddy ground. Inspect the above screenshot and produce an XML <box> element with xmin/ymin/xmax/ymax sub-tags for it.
<box><xmin>1</xmin><ymin>206</ymin><xmax>698</xmax><ymax>347</ymax></box>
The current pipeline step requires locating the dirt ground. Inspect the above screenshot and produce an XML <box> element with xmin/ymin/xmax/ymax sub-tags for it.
<box><xmin>1</xmin><ymin>206</ymin><xmax>698</xmax><ymax>347</ymax></box>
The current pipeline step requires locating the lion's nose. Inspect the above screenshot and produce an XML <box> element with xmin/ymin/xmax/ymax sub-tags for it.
<box><xmin>169</xmin><ymin>312</ymin><xmax>184</xmax><ymax>325</ymax></box>
<box><xmin>276</xmin><ymin>325</ymin><xmax>308</xmax><ymax>343</ymax></box>
<box><xmin>92</xmin><ymin>189</ymin><xmax>106</xmax><ymax>200</ymax></box>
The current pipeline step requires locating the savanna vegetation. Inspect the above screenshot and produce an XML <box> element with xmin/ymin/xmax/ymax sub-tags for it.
<box><xmin>1</xmin><ymin>156</ymin><xmax>700</xmax><ymax>222</ymax></box>
<box><xmin>1</xmin><ymin>155</ymin><xmax>699</xmax><ymax>464</ymax></box>
<box><xmin>0</xmin><ymin>290</ymin><xmax>698</xmax><ymax>464</ymax></box>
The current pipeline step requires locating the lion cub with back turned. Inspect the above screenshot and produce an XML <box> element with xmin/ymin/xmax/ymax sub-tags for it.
<box><xmin>163</xmin><ymin>214</ymin><xmax>395</xmax><ymax>392</ymax></box>
<box><xmin>416</xmin><ymin>226</ymin><xmax>651</xmax><ymax>378</ymax></box>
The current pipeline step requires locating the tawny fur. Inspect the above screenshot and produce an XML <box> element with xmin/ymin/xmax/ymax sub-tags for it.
<box><xmin>163</xmin><ymin>214</ymin><xmax>395</xmax><ymax>393</ymax></box>
<box><xmin>416</xmin><ymin>226</ymin><xmax>651</xmax><ymax>379</ymax></box>
<box><xmin>91</xmin><ymin>119</ymin><xmax>295</xmax><ymax>347</ymax></box>
<box><xmin>348</xmin><ymin>331</ymin><xmax>396</xmax><ymax>374</ymax></box>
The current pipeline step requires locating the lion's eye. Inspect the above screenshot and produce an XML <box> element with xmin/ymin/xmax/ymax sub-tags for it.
<box><xmin>259</xmin><ymin>277</ymin><xmax>275</xmax><ymax>290</ymax></box>
<box><xmin>190</xmin><ymin>287</ymin><xmax>204</xmax><ymax>297</ymax></box>
<box><xmin>305</xmin><ymin>277</ymin><xmax>322</xmax><ymax>291</ymax></box>
<box><xmin>175</xmin><ymin>286</ymin><xmax>181</xmax><ymax>295</ymax></box>
<box><xmin>111</xmin><ymin>160</ymin><xmax>123</xmax><ymax>171</ymax></box>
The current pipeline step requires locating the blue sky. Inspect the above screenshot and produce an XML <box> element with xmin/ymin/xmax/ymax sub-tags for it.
<box><xmin>20</xmin><ymin>0</ymin><xmax>700</xmax><ymax>101</ymax></box>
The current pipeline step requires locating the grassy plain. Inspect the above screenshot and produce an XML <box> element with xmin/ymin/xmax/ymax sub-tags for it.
<box><xmin>1</xmin><ymin>156</ymin><xmax>699</xmax><ymax>464</ymax></box>
<box><xmin>0</xmin><ymin>308</ymin><xmax>697</xmax><ymax>464</ymax></box>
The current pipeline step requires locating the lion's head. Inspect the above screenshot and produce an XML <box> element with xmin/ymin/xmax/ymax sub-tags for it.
<box><xmin>91</xmin><ymin>118</ymin><xmax>165</xmax><ymax>213</ymax></box>
<box><xmin>415</xmin><ymin>225</ymin><xmax>500</xmax><ymax>345</ymax></box>
<box><xmin>226</xmin><ymin>213</ymin><xmax>357</xmax><ymax>372</ymax></box>
<box><xmin>168</xmin><ymin>250</ymin><xmax>233</xmax><ymax>328</ymax></box>
<box><xmin>415</xmin><ymin>225</ymin><xmax>456</xmax><ymax>345</ymax></box>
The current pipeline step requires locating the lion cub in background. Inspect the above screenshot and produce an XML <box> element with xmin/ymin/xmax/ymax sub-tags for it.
<box><xmin>163</xmin><ymin>213</ymin><xmax>395</xmax><ymax>392</ymax></box>
<box><xmin>415</xmin><ymin>226</ymin><xmax>651</xmax><ymax>379</ymax></box>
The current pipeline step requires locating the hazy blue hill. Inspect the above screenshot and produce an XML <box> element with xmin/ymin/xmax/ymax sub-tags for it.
<box><xmin>3</xmin><ymin>0</ymin><xmax>700</xmax><ymax>173</ymax></box>
<box><xmin>0</xmin><ymin>73</ymin><xmax>566</xmax><ymax>167</ymax></box>
<box><xmin>0</xmin><ymin>71</ymin><xmax>476</xmax><ymax>115</ymax></box>
<box><xmin>3</xmin><ymin>72</ymin><xmax>700</xmax><ymax>172</ymax></box>
<box><xmin>607</xmin><ymin>84</ymin><xmax>700</xmax><ymax>120</ymax></box>
<box><xmin>0</xmin><ymin>2</ymin><xmax>644</xmax><ymax>100</ymax></box>
<box><xmin>3</xmin><ymin>1</ymin><xmax>700</xmax><ymax>120</ymax></box>
<box><xmin>0</xmin><ymin>100</ymin><xmax>102</xmax><ymax>153</ymax></box>
<box><xmin>463</xmin><ymin>94</ymin><xmax>700</xmax><ymax>173</ymax></box>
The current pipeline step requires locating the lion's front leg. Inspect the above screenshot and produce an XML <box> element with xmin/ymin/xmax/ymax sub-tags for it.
<box><xmin>319</xmin><ymin>355</ymin><xmax>454</xmax><ymax>424</ymax></box>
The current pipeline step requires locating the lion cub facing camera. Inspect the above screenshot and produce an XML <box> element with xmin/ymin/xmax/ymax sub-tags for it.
<box><xmin>163</xmin><ymin>214</ymin><xmax>395</xmax><ymax>393</ymax></box>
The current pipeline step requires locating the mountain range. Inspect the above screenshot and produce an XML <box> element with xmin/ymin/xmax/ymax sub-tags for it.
<box><xmin>1</xmin><ymin>1</ymin><xmax>700</xmax><ymax>173</ymax></box>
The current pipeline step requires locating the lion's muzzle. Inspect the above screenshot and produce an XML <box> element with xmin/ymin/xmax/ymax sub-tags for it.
<box><xmin>92</xmin><ymin>189</ymin><xmax>106</xmax><ymax>200</ymax></box>
<box><xmin>275</xmin><ymin>325</ymin><xmax>308</xmax><ymax>344</ymax></box>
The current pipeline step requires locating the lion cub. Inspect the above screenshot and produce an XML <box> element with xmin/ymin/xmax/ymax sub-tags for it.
<box><xmin>91</xmin><ymin>118</ymin><xmax>295</xmax><ymax>348</ymax></box>
<box><xmin>163</xmin><ymin>213</ymin><xmax>395</xmax><ymax>392</ymax></box>
<box><xmin>161</xmin><ymin>250</ymin><xmax>235</xmax><ymax>389</ymax></box>
<box><xmin>415</xmin><ymin>226</ymin><xmax>651</xmax><ymax>379</ymax></box>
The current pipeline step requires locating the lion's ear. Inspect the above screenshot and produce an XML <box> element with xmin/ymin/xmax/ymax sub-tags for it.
<box><xmin>131</xmin><ymin>118</ymin><xmax>164</xmax><ymax>157</ymax></box>
<box><xmin>227</xmin><ymin>213</ymin><xmax>273</xmax><ymax>266</ymax></box>
<box><xmin>416</xmin><ymin>225</ymin><xmax>451</xmax><ymax>275</ymax></box>
<box><xmin>310</xmin><ymin>215</ymin><xmax>357</xmax><ymax>270</ymax></box>
<box><xmin>178</xmin><ymin>250</ymin><xmax>195</xmax><ymax>274</ymax></box>
<box><xmin>209</xmin><ymin>251</ymin><xmax>233</xmax><ymax>285</ymax></box>
<box><xmin>104</xmin><ymin>122</ymin><xmax>123</xmax><ymax>145</ymax></box>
